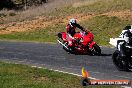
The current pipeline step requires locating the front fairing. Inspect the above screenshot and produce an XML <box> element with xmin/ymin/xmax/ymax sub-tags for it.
<box><xmin>81</xmin><ymin>31</ymin><xmax>93</xmax><ymax>46</ymax></box>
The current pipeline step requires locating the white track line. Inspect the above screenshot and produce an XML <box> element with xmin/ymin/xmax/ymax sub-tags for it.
<box><xmin>31</xmin><ymin>65</ymin><xmax>131</xmax><ymax>87</ymax></box>
<box><xmin>31</xmin><ymin>65</ymin><xmax>98</xmax><ymax>80</ymax></box>
<box><xmin>122</xmin><ymin>86</ymin><xmax>131</xmax><ymax>88</ymax></box>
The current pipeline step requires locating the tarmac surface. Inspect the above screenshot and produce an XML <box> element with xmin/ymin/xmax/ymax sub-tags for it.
<box><xmin>0</xmin><ymin>41</ymin><xmax>132</xmax><ymax>86</ymax></box>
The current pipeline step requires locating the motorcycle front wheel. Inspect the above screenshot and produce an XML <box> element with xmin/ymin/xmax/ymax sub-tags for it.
<box><xmin>112</xmin><ymin>50</ymin><xmax>131</xmax><ymax>71</ymax></box>
<box><xmin>63</xmin><ymin>45</ymin><xmax>74</xmax><ymax>54</ymax></box>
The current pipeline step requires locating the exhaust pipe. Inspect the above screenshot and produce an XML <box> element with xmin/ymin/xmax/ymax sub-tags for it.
<box><xmin>57</xmin><ymin>40</ymin><xmax>69</xmax><ymax>50</ymax></box>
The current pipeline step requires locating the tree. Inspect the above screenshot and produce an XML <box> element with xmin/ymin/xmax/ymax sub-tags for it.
<box><xmin>0</xmin><ymin>0</ymin><xmax>16</xmax><ymax>10</ymax></box>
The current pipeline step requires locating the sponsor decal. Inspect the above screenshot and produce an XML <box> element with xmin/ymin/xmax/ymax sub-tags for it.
<box><xmin>81</xmin><ymin>67</ymin><xmax>131</xmax><ymax>86</ymax></box>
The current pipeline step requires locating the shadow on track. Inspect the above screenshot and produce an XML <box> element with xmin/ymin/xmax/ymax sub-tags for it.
<box><xmin>68</xmin><ymin>52</ymin><xmax>112</xmax><ymax>56</ymax></box>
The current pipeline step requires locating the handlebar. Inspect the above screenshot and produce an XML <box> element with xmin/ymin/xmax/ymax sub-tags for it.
<box><xmin>80</xmin><ymin>30</ymin><xmax>87</xmax><ymax>36</ymax></box>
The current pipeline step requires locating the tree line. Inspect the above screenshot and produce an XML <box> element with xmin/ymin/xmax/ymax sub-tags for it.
<box><xmin>0</xmin><ymin>0</ymin><xmax>48</xmax><ymax>10</ymax></box>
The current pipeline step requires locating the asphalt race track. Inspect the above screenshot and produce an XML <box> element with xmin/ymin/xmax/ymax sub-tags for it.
<box><xmin>0</xmin><ymin>41</ymin><xmax>132</xmax><ymax>84</ymax></box>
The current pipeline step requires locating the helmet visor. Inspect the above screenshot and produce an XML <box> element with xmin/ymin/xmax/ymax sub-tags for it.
<box><xmin>71</xmin><ymin>23</ymin><xmax>76</xmax><ymax>27</ymax></box>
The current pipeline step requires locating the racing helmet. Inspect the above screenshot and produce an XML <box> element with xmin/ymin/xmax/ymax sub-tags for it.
<box><xmin>69</xmin><ymin>18</ymin><xmax>77</xmax><ymax>27</ymax></box>
<box><xmin>124</xmin><ymin>25</ymin><xmax>132</xmax><ymax>30</ymax></box>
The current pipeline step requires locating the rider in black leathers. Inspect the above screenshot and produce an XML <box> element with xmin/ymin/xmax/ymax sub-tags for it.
<box><xmin>118</xmin><ymin>25</ymin><xmax>132</xmax><ymax>57</ymax></box>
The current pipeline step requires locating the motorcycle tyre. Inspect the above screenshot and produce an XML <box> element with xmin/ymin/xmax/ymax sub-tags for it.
<box><xmin>91</xmin><ymin>44</ymin><xmax>101</xmax><ymax>56</ymax></box>
<box><xmin>112</xmin><ymin>50</ymin><xmax>132</xmax><ymax>71</ymax></box>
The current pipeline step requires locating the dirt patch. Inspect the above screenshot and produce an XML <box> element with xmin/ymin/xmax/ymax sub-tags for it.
<box><xmin>102</xmin><ymin>10</ymin><xmax>132</xmax><ymax>19</ymax></box>
<box><xmin>0</xmin><ymin>13</ymin><xmax>93</xmax><ymax>34</ymax></box>
<box><xmin>0</xmin><ymin>0</ymin><xmax>88</xmax><ymax>34</ymax></box>
<box><xmin>0</xmin><ymin>10</ymin><xmax>131</xmax><ymax>34</ymax></box>
<box><xmin>0</xmin><ymin>18</ymin><xmax>52</xmax><ymax>34</ymax></box>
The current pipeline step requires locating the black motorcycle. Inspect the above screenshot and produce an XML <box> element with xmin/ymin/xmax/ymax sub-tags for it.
<box><xmin>110</xmin><ymin>38</ymin><xmax>132</xmax><ymax>71</ymax></box>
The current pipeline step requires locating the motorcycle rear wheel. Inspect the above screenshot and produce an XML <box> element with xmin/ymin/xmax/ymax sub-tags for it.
<box><xmin>91</xmin><ymin>44</ymin><xmax>101</xmax><ymax>56</ymax></box>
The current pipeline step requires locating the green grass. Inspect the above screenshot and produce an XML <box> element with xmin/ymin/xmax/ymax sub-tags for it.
<box><xmin>47</xmin><ymin>0</ymin><xmax>132</xmax><ymax>17</ymax></box>
<box><xmin>0</xmin><ymin>61</ymin><xmax>121</xmax><ymax>88</ymax></box>
<box><xmin>0</xmin><ymin>24</ymin><xmax>64</xmax><ymax>43</ymax></box>
<box><xmin>0</xmin><ymin>61</ymin><xmax>81</xmax><ymax>88</ymax></box>
<box><xmin>81</xmin><ymin>15</ymin><xmax>132</xmax><ymax>46</ymax></box>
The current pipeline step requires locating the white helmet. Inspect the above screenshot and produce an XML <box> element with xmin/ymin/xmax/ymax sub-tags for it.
<box><xmin>69</xmin><ymin>18</ymin><xmax>77</xmax><ymax>27</ymax></box>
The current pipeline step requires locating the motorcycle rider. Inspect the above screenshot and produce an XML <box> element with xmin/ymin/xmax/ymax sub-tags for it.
<box><xmin>66</xmin><ymin>18</ymin><xmax>86</xmax><ymax>51</ymax></box>
<box><xmin>66</xmin><ymin>18</ymin><xmax>85</xmax><ymax>41</ymax></box>
<box><xmin>118</xmin><ymin>25</ymin><xmax>132</xmax><ymax>57</ymax></box>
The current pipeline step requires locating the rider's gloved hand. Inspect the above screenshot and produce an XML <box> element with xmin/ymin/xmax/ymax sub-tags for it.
<box><xmin>82</xmin><ymin>29</ymin><xmax>88</xmax><ymax>35</ymax></box>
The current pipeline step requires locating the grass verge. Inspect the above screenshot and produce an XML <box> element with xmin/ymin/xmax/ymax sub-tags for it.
<box><xmin>0</xmin><ymin>15</ymin><xmax>131</xmax><ymax>46</ymax></box>
<box><xmin>0</xmin><ymin>61</ymin><xmax>121</xmax><ymax>88</ymax></box>
<box><xmin>0</xmin><ymin>24</ymin><xmax>64</xmax><ymax>43</ymax></box>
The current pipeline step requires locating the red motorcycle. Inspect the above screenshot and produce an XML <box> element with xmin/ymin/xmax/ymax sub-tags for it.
<box><xmin>57</xmin><ymin>30</ymin><xmax>101</xmax><ymax>55</ymax></box>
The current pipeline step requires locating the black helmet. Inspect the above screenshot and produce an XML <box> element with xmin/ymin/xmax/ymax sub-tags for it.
<box><xmin>124</xmin><ymin>25</ymin><xmax>132</xmax><ymax>30</ymax></box>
